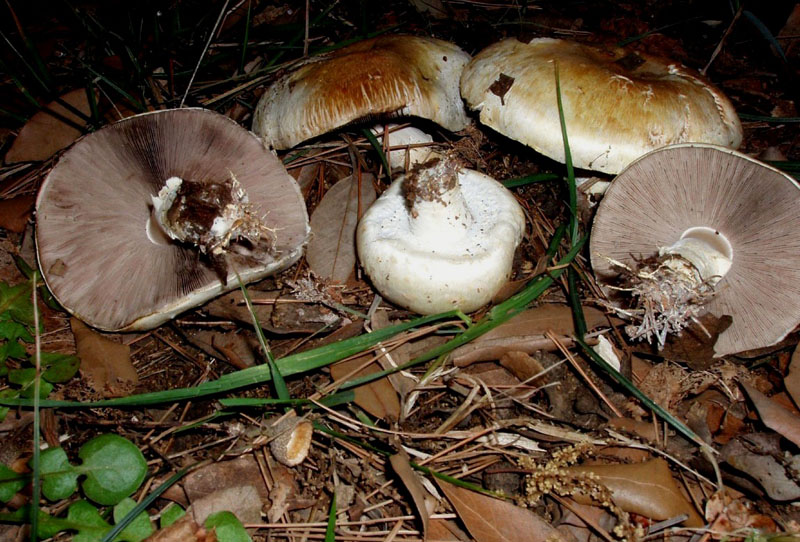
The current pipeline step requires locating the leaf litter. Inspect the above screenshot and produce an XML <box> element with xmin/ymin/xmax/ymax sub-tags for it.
<box><xmin>1</xmin><ymin>1</ymin><xmax>800</xmax><ymax>542</ymax></box>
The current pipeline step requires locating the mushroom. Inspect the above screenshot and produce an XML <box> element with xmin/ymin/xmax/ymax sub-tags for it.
<box><xmin>590</xmin><ymin>143</ymin><xmax>800</xmax><ymax>357</ymax></box>
<box><xmin>268</xmin><ymin>412</ymin><xmax>313</xmax><ymax>467</ymax></box>
<box><xmin>460</xmin><ymin>38</ymin><xmax>742</xmax><ymax>175</ymax></box>
<box><xmin>252</xmin><ymin>35</ymin><xmax>471</xmax><ymax>150</ymax></box>
<box><xmin>370</xmin><ymin>124</ymin><xmax>437</xmax><ymax>172</ymax></box>
<box><xmin>356</xmin><ymin>154</ymin><xmax>525</xmax><ymax>314</ymax></box>
<box><xmin>36</xmin><ymin>108</ymin><xmax>310</xmax><ymax>332</ymax></box>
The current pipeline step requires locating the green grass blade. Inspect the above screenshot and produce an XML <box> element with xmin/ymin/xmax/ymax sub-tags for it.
<box><xmin>325</xmin><ymin>490</ymin><xmax>336</xmax><ymax>542</ymax></box>
<box><xmin>238</xmin><ymin>0</ymin><xmax>252</xmax><ymax>75</ymax></box>
<box><xmin>501</xmin><ymin>173</ymin><xmax>560</xmax><ymax>188</ymax></box>
<box><xmin>362</xmin><ymin>128</ymin><xmax>392</xmax><ymax>178</ymax></box>
<box><xmin>236</xmin><ymin>275</ymin><xmax>289</xmax><ymax>402</ymax></box>
<box><xmin>739</xmin><ymin>113</ymin><xmax>800</xmax><ymax>123</ymax></box>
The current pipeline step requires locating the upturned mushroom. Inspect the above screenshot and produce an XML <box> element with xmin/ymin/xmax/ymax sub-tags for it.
<box><xmin>36</xmin><ymin>108</ymin><xmax>310</xmax><ymax>332</ymax></box>
<box><xmin>460</xmin><ymin>38</ymin><xmax>742</xmax><ymax>175</ymax></box>
<box><xmin>252</xmin><ymin>35</ymin><xmax>471</xmax><ymax>150</ymax></box>
<box><xmin>590</xmin><ymin>143</ymin><xmax>800</xmax><ymax>357</ymax></box>
<box><xmin>356</xmin><ymin>154</ymin><xmax>525</xmax><ymax>314</ymax></box>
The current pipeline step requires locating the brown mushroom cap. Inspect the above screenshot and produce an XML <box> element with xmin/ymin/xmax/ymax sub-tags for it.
<box><xmin>252</xmin><ymin>35</ymin><xmax>471</xmax><ymax>150</ymax></box>
<box><xmin>36</xmin><ymin>108</ymin><xmax>310</xmax><ymax>332</ymax></box>
<box><xmin>590</xmin><ymin>143</ymin><xmax>800</xmax><ymax>357</ymax></box>
<box><xmin>460</xmin><ymin>38</ymin><xmax>742</xmax><ymax>174</ymax></box>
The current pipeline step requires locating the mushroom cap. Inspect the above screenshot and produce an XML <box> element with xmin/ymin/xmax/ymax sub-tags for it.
<box><xmin>253</xmin><ymin>35</ymin><xmax>471</xmax><ymax>150</ymax></box>
<box><xmin>36</xmin><ymin>108</ymin><xmax>310</xmax><ymax>332</ymax></box>
<box><xmin>356</xmin><ymin>168</ymin><xmax>525</xmax><ymax>314</ymax></box>
<box><xmin>460</xmin><ymin>38</ymin><xmax>742</xmax><ymax>174</ymax></box>
<box><xmin>590</xmin><ymin>143</ymin><xmax>800</xmax><ymax>357</ymax></box>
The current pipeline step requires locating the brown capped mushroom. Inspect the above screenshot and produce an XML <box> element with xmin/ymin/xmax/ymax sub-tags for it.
<box><xmin>252</xmin><ymin>35</ymin><xmax>471</xmax><ymax>150</ymax></box>
<box><xmin>460</xmin><ymin>38</ymin><xmax>742</xmax><ymax>174</ymax></box>
<box><xmin>590</xmin><ymin>143</ymin><xmax>800</xmax><ymax>357</ymax></box>
<box><xmin>36</xmin><ymin>108</ymin><xmax>310</xmax><ymax>332</ymax></box>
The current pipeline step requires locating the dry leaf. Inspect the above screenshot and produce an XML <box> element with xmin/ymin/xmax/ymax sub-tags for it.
<box><xmin>205</xmin><ymin>290</ymin><xmax>333</xmax><ymax>334</ymax></box>
<box><xmin>6</xmin><ymin>89</ymin><xmax>92</xmax><ymax>163</ymax></box>
<box><xmin>451</xmin><ymin>304</ymin><xmax>608</xmax><ymax>366</ymax></box>
<box><xmin>721</xmin><ymin>438</ymin><xmax>800</xmax><ymax>501</ymax></box>
<box><xmin>741</xmin><ymin>383</ymin><xmax>800</xmax><ymax>447</ymax></box>
<box><xmin>437</xmin><ymin>480</ymin><xmax>570</xmax><ymax>542</ymax></box>
<box><xmin>189</xmin><ymin>485</ymin><xmax>263</xmax><ymax>526</ymax></box>
<box><xmin>390</xmin><ymin>452</ymin><xmax>430</xmax><ymax>538</ymax></box>
<box><xmin>188</xmin><ymin>329</ymin><xmax>258</xmax><ymax>369</ymax></box>
<box><xmin>307</xmin><ymin>173</ymin><xmax>376</xmax><ymax>283</ymax></box>
<box><xmin>70</xmin><ymin>318</ymin><xmax>137</xmax><ymax>397</ymax></box>
<box><xmin>143</xmin><ymin>513</ymin><xmax>203</xmax><ymax>542</ymax></box>
<box><xmin>656</xmin><ymin>313</ymin><xmax>732</xmax><ymax>370</ymax></box>
<box><xmin>330</xmin><ymin>354</ymin><xmax>400</xmax><ymax>420</ymax></box>
<box><xmin>0</xmin><ymin>195</ymin><xmax>35</xmax><ymax>233</ymax></box>
<box><xmin>499</xmin><ymin>351</ymin><xmax>547</xmax><ymax>384</ymax></box>
<box><xmin>567</xmin><ymin>458</ymin><xmax>704</xmax><ymax>527</ymax></box>
<box><xmin>785</xmin><ymin>342</ymin><xmax>800</xmax><ymax>408</ymax></box>
<box><xmin>428</xmin><ymin>518</ymin><xmax>470</xmax><ymax>542</ymax></box>
<box><xmin>183</xmin><ymin>456</ymin><xmax>269</xmax><ymax>502</ymax></box>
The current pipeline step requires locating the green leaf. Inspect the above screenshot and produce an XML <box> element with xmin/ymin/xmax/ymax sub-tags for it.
<box><xmin>205</xmin><ymin>511</ymin><xmax>252</xmax><ymax>542</ymax></box>
<box><xmin>39</xmin><ymin>447</ymin><xmax>79</xmax><ymax>500</ymax></box>
<box><xmin>0</xmin><ymin>389</ymin><xmax>16</xmax><ymax>421</ymax></box>
<box><xmin>79</xmin><ymin>434</ymin><xmax>147</xmax><ymax>505</ymax></box>
<box><xmin>159</xmin><ymin>503</ymin><xmax>185</xmax><ymax>528</ymax></box>
<box><xmin>0</xmin><ymin>320</ymin><xmax>33</xmax><ymax>343</ymax></box>
<box><xmin>0</xmin><ymin>464</ymin><xmax>26</xmax><ymax>503</ymax></box>
<box><xmin>40</xmin><ymin>352</ymin><xmax>81</xmax><ymax>383</ymax></box>
<box><xmin>10</xmin><ymin>368</ymin><xmax>54</xmax><ymax>398</ymax></box>
<box><xmin>113</xmin><ymin>497</ymin><xmax>154</xmax><ymax>542</ymax></box>
<box><xmin>0</xmin><ymin>281</ymin><xmax>34</xmax><ymax>327</ymax></box>
<box><xmin>67</xmin><ymin>499</ymin><xmax>112</xmax><ymax>542</ymax></box>
<box><xmin>0</xmin><ymin>339</ymin><xmax>27</xmax><ymax>364</ymax></box>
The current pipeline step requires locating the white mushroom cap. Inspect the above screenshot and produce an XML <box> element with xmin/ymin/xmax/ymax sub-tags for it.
<box><xmin>460</xmin><ymin>38</ymin><xmax>742</xmax><ymax>174</ymax></box>
<box><xmin>357</xmin><ymin>156</ymin><xmax>525</xmax><ymax>314</ymax></box>
<box><xmin>590</xmin><ymin>143</ymin><xmax>800</xmax><ymax>357</ymax></box>
<box><xmin>36</xmin><ymin>108</ymin><xmax>310</xmax><ymax>332</ymax></box>
<box><xmin>253</xmin><ymin>35</ymin><xmax>471</xmax><ymax>150</ymax></box>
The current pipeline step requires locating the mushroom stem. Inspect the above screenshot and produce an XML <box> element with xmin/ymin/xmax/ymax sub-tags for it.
<box><xmin>659</xmin><ymin>226</ymin><xmax>733</xmax><ymax>286</ymax></box>
<box><xmin>404</xmin><ymin>156</ymin><xmax>473</xmax><ymax>244</ymax></box>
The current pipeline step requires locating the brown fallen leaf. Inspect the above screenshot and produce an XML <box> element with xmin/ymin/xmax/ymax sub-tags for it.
<box><xmin>721</xmin><ymin>437</ymin><xmax>800</xmax><ymax>501</ymax></box>
<box><xmin>741</xmin><ymin>382</ymin><xmax>800</xmax><ymax>447</ymax></box>
<box><xmin>0</xmin><ymin>195</ymin><xmax>35</xmax><ymax>233</ymax></box>
<box><xmin>390</xmin><ymin>452</ymin><xmax>431</xmax><ymax>538</ymax></box>
<box><xmin>5</xmin><ymin>89</ymin><xmax>92</xmax><ymax>163</ymax></box>
<box><xmin>189</xmin><ymin>485</ymin><xmax>263</xmax><ymax>526</ymax></box>
<box><xmin>451</xmin><ymin>304</ymin><xmax>608</xmax><ymax>366</ymax></box>
<box><xmin>183</xmin><ymin>456</ymin><xmax>269</xmax><ymax>503</ymax></box>
<box><xmin>187</xmin><ymin>329</ymin><xmax>259</xmax><ymax>369</ymax></box>
<box><xmin>498</xmin><ymin>351</ymin><xmax>547</xmax><ymax>384</ymax></box>
<box><xmin>143</xmin><ymin>513</ymin><xmax>205</xmax><ymax>542</ymax></box>
<box><xmin>330</xmin><ymin>354</ymin><xmax>400</xmax><ymax>421</ymax></box>
<box><xmin>785</xmin><ymin>342</ymin><xmax>800</xmax><ymax>408</ymax></box>
<box><xmin>307</xmin><ymin>173</ymin><xmax>376</xmax><ymax>283</ymax></box>
<box><xmin>567</xmin><ymin>458</ymin><xmax>704</xmax><ymax>527</ymax></box>
<box><xmin>436</xmin><ymin>480</ymin><xmax>571</xmax><ymax>542</ymax></box>
<box><xmin>70</xmin><ymin>318</ymin><xmax>137</xmax><ymax>397</ymax></box>
<box><xmin>428</xmin><ymin>518</ymin><xmax>470</xmax><ymax>542</ymax></box>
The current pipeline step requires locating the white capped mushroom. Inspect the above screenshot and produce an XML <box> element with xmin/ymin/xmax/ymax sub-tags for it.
<box><xmin>590</xmin><ymin>143</ymin><xmax>800</xmax><ymax>357</ymax></box>
<box><xmin>36</xmin><ymin>108</ymin><xmax>310</xmax><ymax>332</ymax></box>
<box><xmin>460</xmin><ymin>38</ymin><xmax>742</xmax><ymax>174</ymax></box>
<box><xmin>356</xmin><ymin>154</ymin><xmax>525</xmax><ymax>314</ymax></box>
<box><xmin>252</xmin><ymin>35</ymin><xmax>471</xmax><ymax>150</ymax></box>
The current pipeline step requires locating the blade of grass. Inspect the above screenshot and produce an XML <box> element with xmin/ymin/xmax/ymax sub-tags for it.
<box><xmin>236</xmin><ymin>274</ymin><xmax>289</xmax><ymax>402</ymax></box>
<box><xmin>31</xmin><ymin>271</ymin><xmax>41</xmax><ymax>542</ymax></box>
<box><xmin>0</xmin><ymin>311</ymin><xmax>463</xmax><ymax>408</ymax></box>
<box><xmin>238</xmin><ymin>0</ymin><xmax>252</xmax><ymax>75</ymax></box>
<box><xmin>743</xmin><ymin>9</ymin><xmax>787</xmax><ymax>62</ymax></box>
<box><xmin>362</xmin><ymin>127</ymin><xmax>392</xmax><ymax>178</ymax></box>
<box><xmin>501</xmin><ymin>173</ymin><xmax>560</xmax><ymax>188</ymax></box>
<box><xmin>325</xmin><ymin>490</ymin><xmax>336</xmax><ymax>542</ymax></box>
<box><xmin>739</xmin><ymin>113</ymin><xmax>800</xmax><ymax>123</ymax></box>
<box><xmin>554</xmin><ymin>62</ymin><xmax>587</xmax><ymax>338</ymax></box>
<box><xmin>100</xmin><ymin>466</ymin><xmax>190</xmax><ymax>542</ymax></box>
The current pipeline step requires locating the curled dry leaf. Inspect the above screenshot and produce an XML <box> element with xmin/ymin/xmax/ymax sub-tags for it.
<box><xmin>70</xmin><ymin>318</ymin><xmax>137</xmax><ymax>397</ymax></box>
<box><xmin>721</xmin><ymin>438</ymin><xmax>800</xmax><ymax>501</ymax></box>
<box><xmin>436</xmin><ymin>480</ymin><xmax>572</xmax><ymax>542</ymax></box>
<box><xmin>142</xmin><ymin>513</ymin><xmax>204</xmax><ymax>542</ymax></box>
<box><xmin>451</xmin><ymin>304</ymin><xmax>609</xmax><ymax>366</ymax></box>
<box><xmin>182</xmin><ymin>456</ymin><xmax>269</xmax><ymax>503</ymax></box>
<box><xmin>307</xmin><ymin>173</ymin><xmax>376</xmax><ymax>283</ymax></box>
<box><xmin>5</xmin><ymin>89</ymin><xmax>93</xmax><ymax>164</ymax></box>
<box><xmin>741</xmin><ymin>383</ymin><xmax>800</xmax><ymax>447</ymax></box>
<box><xmin>567</xmin><ymin>458</ymin><xmax>704</xmax><ymax>527</ymax></box>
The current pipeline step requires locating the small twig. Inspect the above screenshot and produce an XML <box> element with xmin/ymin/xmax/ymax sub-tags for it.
<box><xmin>702</xmin><ymin>4</ymin><xmax>743</xmax><ymax>75</ymax></box>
